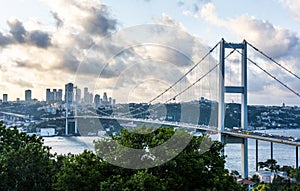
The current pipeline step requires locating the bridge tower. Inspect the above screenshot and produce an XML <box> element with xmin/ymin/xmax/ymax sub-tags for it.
<box><xmin>218</xmin><ymin>39</ymin><xmax>248</xmax><ymax>178</ymax></box>
<box><xmin>65</xmin><ymin>86</ymin><xmax>78</xmax><ymax>136</ymax></box>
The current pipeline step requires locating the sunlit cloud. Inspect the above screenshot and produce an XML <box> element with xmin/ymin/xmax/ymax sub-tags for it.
<box><xmin>279</xmin><ymin>0</ymin><xmax>300</xmax><ymax>21</ymax></box>
<box><xmin>198</xmin><ymin>2</ymin><xmax>300</xmax><ymax>105</ymax></box>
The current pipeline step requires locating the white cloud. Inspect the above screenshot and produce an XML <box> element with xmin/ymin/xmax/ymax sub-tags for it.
<box><xmin>3</xmin><ymin>0</ymin><xmax>297</xmax><ymax>105</ymax></box>
<box><xmin>0</xmin><ymin>0</ymin><xmax>216</xmax><ymax>103</ymax></box>
<box><xmin>199</xmin><ymin>2</ymin><xmax>300</xmax><ymax>104</ymax></box>
<box><xmin>279</xmin><ymin>0</ymin><xmax>300</xmax><ymax>21</ymax></box>
<box><xmin>200</xmin><ymin>2</ymin><xmax>224</xmax><ymax>26</ymax></box>
<box><xmin>200</xmin><ymin>3</ymin><xmax>300</xmax><ymax>58</ymax></box>
<box><xmin>153</xmin><ymin>13</ymin><xmax>186</xmax><ymax>31</ymax></box>
<box><xmin>81</xmin><ymin>19</ymin><xmax>216</xmax><ymax>103</ymax></box>
<box><xmin>43</xmin><ymin>0</ymin><xmax>116</xmax><ymax>35</ymax></box>
<box><xmin>181</xmin><ymin>0</ymin><xmax>211</xmax><ymax>18</ymax></box>
<box><xmin>0</xmin><ymin>0</ymin><xmax>119</xmax><ymax>100</ymax></box>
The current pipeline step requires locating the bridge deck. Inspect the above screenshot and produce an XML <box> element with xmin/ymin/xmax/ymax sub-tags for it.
<box><xmin>56</xmin><ymin>115</ymin><xmax>300</xmax><ymax>146</ymax></box>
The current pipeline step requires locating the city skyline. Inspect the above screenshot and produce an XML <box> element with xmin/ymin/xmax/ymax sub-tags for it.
<box><xmin>0</xmin><ymin>0</ymin><xmax>299</xmax><ymax>105</ymax></box>
<box><xmin>0</xmin><ymin>83</ymin><xmax>116</xmax><ymax>104</ymax></box>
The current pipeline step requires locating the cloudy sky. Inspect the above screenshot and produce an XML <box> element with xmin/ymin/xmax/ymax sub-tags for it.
<box><xmin>0</xmin><ymin>0</ymin><xmax>299</xmax><ymax>105</ymax></box>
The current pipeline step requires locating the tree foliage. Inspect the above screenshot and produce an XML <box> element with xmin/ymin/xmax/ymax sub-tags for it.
<box><xmin>93</xmin><ymin>126</ymin><xmax>242</xmax><ymax>191</ymax></box>
<box><xmin>254</xmin><ymin>159</ymin><xmax>300</xmax><ymax>190</ymax></box>
<box><xmin>0</xmin><ymin>122</ymin><xmax>243</xmax><ymax>190</ymax></box>
<box><xmin>258</xmin><ymin>159</ymin><xmax>280</xmax><ymax>172</ymax></box>
<box><xmin>53</xmin><ymin>151</ymin><xmax>106</xmax><ymax>191</ymax></box>
<box><xmin>0</xmin><ymin>122</ymin><xmax>55</xmax><ymax>191</ymax></box>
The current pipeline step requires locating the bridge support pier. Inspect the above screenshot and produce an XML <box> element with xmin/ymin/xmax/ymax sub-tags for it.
<box><xmin>65</xmin><ymin>118</ymin><xmax>68</xmax><ymax>135</ymax></box>
<box><xmin>241</xmin><ymin>138</ymin><xmax>248</xmax><ymax>178</ymax></box>
<box><xmin>296</xmin><ymin>146</ymin><xmax>299</xmax><ymax>168</ymax></box>
<box><xmin>222</xmin><ymin>135</ymin><xmax>249</xmax><ymax>178</ymax></box>
<box><xmin>75</xmin><ymin>118</ymin><xmax>78</xmax><ymax>134</ymax></box>
<box><xmin>256</xmin><ymin>140</ymin><xmax>258</xmax><ymax>171</ymax></box>
<box><xmin>270</xmin><ymin>142</ymin><xmax>273</xmax><ymax>160</ymax></box>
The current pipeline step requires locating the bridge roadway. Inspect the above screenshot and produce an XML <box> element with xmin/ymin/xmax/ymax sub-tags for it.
<box><xmin>0</xmin><ymin>111</ymin><xmax>27</xmax><ymax>119</ymax></box>
<box><xmin>57</xmin><ymin>115</ymin><xmax>300</xmax><ymax>147</ymax></box>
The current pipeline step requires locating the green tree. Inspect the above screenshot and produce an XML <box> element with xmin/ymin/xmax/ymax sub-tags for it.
<box><xmin>253</xmin><ymin>183</ymin><xmax>269</xmax><ymax>191</ymax></box>
<box><xmin>251</xmin><ymin>174</ymin><xmax>260</xmax><ymax>184</ymax></box>
<box><xmin>290</xmin><ymin>168</ymin><xmax>300</xmax><ymax>181</ymax></box>
<box><xmin>0</xmin><ymin>122</ymin><xmax>55</xmax><ymax>191</ymax></box>
<box><xmin>258</xmin><ymin>159</ymin><xmax>280</xmax><ymax>172</ymax></box>
<box><xmin>258</xmin><ymin>161</ymin><xmax>266</xmax><ymax>170</ymax></box>
<box><xmin>100</xmin><ymin>170</ymin><xmax>166</xmax><ymax>191</ymax></box>
<box><xmin>255</xmin><ymin>160</ymin><xmax>300</xmax><ymax>190</ymax></box>
<box><xmin>94</xmin><ymin>126</ymin><xmax>243</xmax><ymax>191</ymax></box>
<box><xmin>53</xmin><ymin>151</ymin><xmax>106</xmax><ymax>191</ymax></box>
<box><xmin>265</xmin><ymin>159</ymin><xmax>279</xmax><ymax>172</ymax></box>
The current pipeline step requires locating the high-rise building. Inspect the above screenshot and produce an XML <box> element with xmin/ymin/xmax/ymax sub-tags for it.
<box><xmin>103</xmin><ymin>92</ymin><xmax>108</xmax><ymax>102</ymax></box>
<box><xmin>76</xmin><ymin>88</ymin><xmax>81</xmax><ymax>103</ymax></box>
<box><xmin>65</xmin><ymin>83</ymin><xmax>74</xmax><ymax>104</ymax></box>
<box><xmin>89</xmin><ymin>93</ymin><xmax>93</xmax><ymax>104</ymax></box>
<box><xmin>84</xmin><ymin>87</ymin><xmax>89</xmax><ymax>103</ymax></box>
<box><xmin>46</xmin><ymin>89</ymin><xmax>51</xmax><ymax>102</ymax></box>
<box><xmin>83</xmin><ymin>87</ymin><xmax>94</xmax><ymax>104</ymax></box>
<box><xmin>3</xmin><ymin>94</ymin><xmax>7</xmax><ymax>102</ymax></box>
<box><xmin>25</xmin><ymin>90</ymin><xmax>32</xmax><ymax>102</ymax></box>
<box><xmin>57</xmin><ymin>89</ymin><xmax>63</xmax><ymax>102</ymax></box>
<box><xmin>46</xmin><ymin>88</ymin><xmax>63</xmax><ymax>103</ymax></box>
<box><xmin>94</xmin><ymin>94</ymin><xmax>100</xmax><ymax>108</ymax></box>
<box><xmin>53</xmin><ymin>89</ymin><xmax>57</xmax><ymax>101</ymax></box>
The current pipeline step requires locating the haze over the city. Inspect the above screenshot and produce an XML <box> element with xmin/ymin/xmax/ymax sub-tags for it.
<box><xmin>0</xmin><ymin>0</ymin><xmax>299</xmax><ymax>105</ymax></box>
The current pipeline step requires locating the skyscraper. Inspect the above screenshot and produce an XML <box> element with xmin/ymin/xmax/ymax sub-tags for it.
<box><xmin>94</xmin><ymin>94</ymin><xmax>100</xmax><ymax>108</ymax></box>
<box><xmin>25</xmin><ymin>90</ymin><xmax>32</xmax><ymax>102</ymax></box>
<box><xmin>103</xmin><ymin>92</ymin><xmax>108</xmax><ymax>102</ymax></box>
<box><xmin>53</xmin><ymin>89</ymin><xmax>57</xmax><ymax>102</ymax></box>
<box><xmin>65</xmin><ymin>83</ymin><xmax>74</xmax><ymax>104</ymax></box>
<box><xmin>46</xmin><ymin>89</ymin><xmax>51</xmax><ymax>102</ymax></box>
<box><xmin>57</xmin><ymin>89</ymin><xmax>63</xmax><ymax>102</ymax></box>
<box><xmin>89</xmin><ymin>93</ymin><xmax>93</xmax><ymax>104</ymax></box>
<box><xmin>46</xmin><ymin>88</ymin><xmax>63</xmax><ymax>103</ymax></box>
<box><xmin>84</xmin><ymin>87</ymin><xmax>89</xmax><ymax>103</ymax></box>
<box><xmin>76</xmin><ymin>88</ymin><xmax>81</xmax><ymax>103</ymax></box>
<box><xmin>3</xmin><ymin>94</ymin><xmax>7</xmax><ymax>102</ymax></box>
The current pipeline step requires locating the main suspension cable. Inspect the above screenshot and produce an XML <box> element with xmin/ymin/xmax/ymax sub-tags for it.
<box><xmin>248</xmin><ymin>42</ymin><xmax>300</xmax><ymax>80</ymax></box>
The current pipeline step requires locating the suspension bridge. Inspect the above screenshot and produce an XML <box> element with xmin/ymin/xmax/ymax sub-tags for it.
<box><xmin>52</xmin><ymin>39</ymin><xmax>300</xmax><ymax>178</ymax></box>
